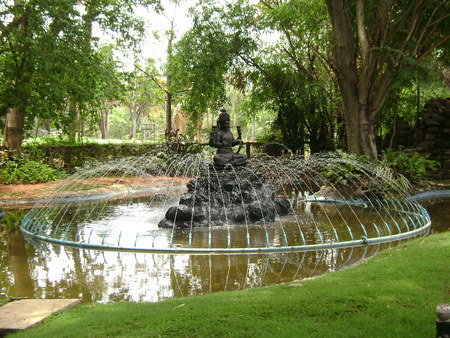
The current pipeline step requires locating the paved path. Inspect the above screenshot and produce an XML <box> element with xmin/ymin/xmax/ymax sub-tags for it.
<box><xmin>0</xmin><ymin>299</ymin><xmax>80</xmax><ymax>335</ymax></box>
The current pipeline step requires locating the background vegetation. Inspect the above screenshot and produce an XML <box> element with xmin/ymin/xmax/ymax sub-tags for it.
<box><xmin>0</xmin><ymin>0</ymin><xmax>448</xmax><ymax>178</ymax></box>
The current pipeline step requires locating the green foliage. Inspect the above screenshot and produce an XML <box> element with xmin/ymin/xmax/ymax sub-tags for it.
<box><xmin>12</xmin><ymin>232</ymin><xmax>450</xmax><ymax>337</ymax></box>
<box><xmin>321</xmin><ymin>150</ymin><xmax>370</xmax><ymax>186</ymax></box>
<box><xmin>0</xmin><ymin>210</ymin><xmax>28</xmax><ymax>232</ymax></box>
<box><xmin>0</xmin><ymin>0</ymin><xmax>161</xmax><ymax>149</ymax></box>
<box><xmin>379</xmin><ymin>148</ymin><xmax>440</xmax><ymax>181</ymax></box>
<box><xmin>321</xmin><ymin>149</ymin><xmax>438</xmax><ymax>199</ymax></box>
<box><xmin>377</xmin><ymin>65</ymin><xmax>449</xmax><ymax>141</ymax></box>
<box><xmin>21</xmin><ymin>143</ymin><xmax>160</xmax><ymax>171</ymax></box>
<box><xmin>0</xmin><ymin>156</ymin><xmax>65</xmax><ymax>184</ymax></box>
<box><xmin>108</xmin><ymin>107</ymin><xmax>131</xmax><ymax>139</ymax></box>
<box><xmin>172</xmin><ymin>0</ymin><xmax>339</xmax><ymax>154</ymax></box>
<box><xmin>123</xmin><ymin>59</ymin><xmax>165</xmax><ymax>141</ymax></box>
<box><xmin>255</xmin><ymin>130</ymin><xmax>283</xmax><ymax>144</ymax></box>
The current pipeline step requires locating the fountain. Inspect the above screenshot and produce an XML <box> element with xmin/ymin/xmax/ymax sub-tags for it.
<box><xmin>20</xmin><ymin>114</ymin><xmax>431</xmax><ymax>254</ymax></box>
<box><xmin>158</xmin><ymin>109</ymin><xmax>290</xmax><ymax>229</ymax></box>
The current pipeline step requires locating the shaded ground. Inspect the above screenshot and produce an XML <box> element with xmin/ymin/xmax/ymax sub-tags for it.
<box><xmin>0</xmin><ymin>177</ymin><xmax>190</xmax><ymax>210</ymax></box>
<box><xmin>1</xmin><ymin>177</ymin><xmax>448</xmax><ymax>210</ymax></box>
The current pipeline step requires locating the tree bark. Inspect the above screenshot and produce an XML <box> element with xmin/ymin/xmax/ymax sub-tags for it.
<box><xmin>3</xmin><ymin>108</ymin><xmax>25</xmax><ymax>151</ymax></box>
<box><xmin>130</xmin><ymin>104</ymin><xmax>139</xmax><ymax>140</ymax></box>
<box><xmin>326</xmin><ymin>0</ymin><xmax>378</xmax><ymax>159</ymax></box>
<box><xmin>67</xmin><ymin>99</ymin><xmax>78</xmax><ymax>143</ymax></box>
<box><xmin>165</xmin><ymin>92</ymin><xmax>172</xmax><ymax>135</ymax></box>
<box><xmin>99</xmin><ymin>108</ymin><xmax>109</xmax><ymax>139</ymax></box>
<box><xmin>165</xmin><ymin>21</ymin><xmax>175</xmax><ymax>136</ymax></box>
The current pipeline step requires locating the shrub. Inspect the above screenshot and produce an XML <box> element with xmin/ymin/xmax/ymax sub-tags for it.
<box><xmin>379</xmin><ymin>148</ymin><xmax>439</xmax><ymax>181</ymax></box>
<box><xmin>0</xmin><ymin>155</ymin><xmax>65</xmax><ymax>184</ymax></box>
<box><xmin>321</xmin><ymin>150</ymin><xmax>370</xmax><ymax>186</ymax></box>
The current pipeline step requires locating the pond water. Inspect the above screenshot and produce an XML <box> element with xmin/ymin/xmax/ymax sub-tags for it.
<box><xmin>0</xmin><ymin>199</ymin><xmax>448</xmax><ymax>304</ymax></box>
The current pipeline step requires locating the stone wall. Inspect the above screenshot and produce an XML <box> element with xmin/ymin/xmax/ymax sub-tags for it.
<box><xmin>414</xmin><ymin>98</ymin><xmax>450</xmax><ymax>179</ymax></box>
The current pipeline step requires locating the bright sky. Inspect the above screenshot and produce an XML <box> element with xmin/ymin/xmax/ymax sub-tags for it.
<box><xmin>100</xmin><ymin>0</ymin><xmax>263</xmax><ymax>71</ymax></box>
<box><xmin>101</xmin><ymin>0</ymin><xmax>193</xmax><ymax>71</ymax></box>
<box><xmin>138</xmin><ymin>0</ymin><xmax>193</xmax><ymax>65</ymax></box>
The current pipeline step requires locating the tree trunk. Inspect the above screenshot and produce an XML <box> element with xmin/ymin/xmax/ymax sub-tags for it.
<box><xmin>326</xmin><ymin>0</ymin><xmax>378</xmax><ymax>159</ymax></box>
<box><xmin>165</xmin><ymin>92</ymin><xmax>172</xmax><ymax>135</ymax></box>
<box><xmin>99</xmin><ymin>108</ymin><xmax>109</xmax><ymax>139</ymax></box>
<box><xmin>358</xmin><ymin>104</ymin><xmax>377</xmax><ymax>158</ymax></box>
<box><xmin>165</xmin><ymin>21</ymin><xmax>175</xmax><ymax>136</ymax></box>
<box><xmin>3</xmin><ymin>108</ymin><xmax>25</xmax><ymax>151</ymax></box>
<box><xmin>2</xmin><ymin>1</ymin><xmax>26</xmax><ymax>151</ymax></box>
<box><xmin>251</xmin><ymin>116</ymin><xmax>256</xmax><ymax>141</ymax></box>
<box><xmin>130</xmin><ymin>105</ymin><xmax>138</xmax><ymax>140</ymax></box>
<box><xmin>195</xmin><ymin>113</ymin><xmax>203</xmax><ymax>142</ymax></box>
<box><xmin>79</xmin><ymin>109</ymin><xmax>84</xmax><ymax>142</ymax></box>
<box><xmin>67</xmin><ymin>99</ymin><xmax>78</xmax><ymax>143</ymax></box>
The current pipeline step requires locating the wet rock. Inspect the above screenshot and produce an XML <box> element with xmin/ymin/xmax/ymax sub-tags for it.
<box><xmin>158</xmin><ymin>166</ymin><xmax>290</xmax><ymax>228</ymax></box>
<box><xmin>274</xmin><ymin>197</ymin><xmax>290</xmax><ymax>215</ymax></box>
<box><xmin>229</xmin><ymin>205</ymin><xmax>246</xmax><ymax>223</ymax></box>
<box><xmin>158</xmin><ymin>219</ymin><xmax>174</xmax><ymax>229</ymax></box>
<box><xmin>386</xmin><ymin>98</ymin><xmax>449</xmax><ymax>179</ymax></box>
<box><xmin>165</xmin><ymin>205</ymin><xmax>193</xmax><ymax>222</ymax></box>
<box><xmin>223</xmin><ymin>180</ymin><xmax>235</xmax><ymax>192</ymax></box>
<box><xmin>179</xmin><ymin>193</ymin><xmax>194</xmax><ymax>206</ymax></box>
<box><xmin>246</xmin><ymin>201</ymin><xmax>275</xmax><ymax>222</ymax></box>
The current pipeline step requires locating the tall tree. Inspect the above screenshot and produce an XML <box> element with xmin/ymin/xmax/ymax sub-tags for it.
<box><xmin>173</xmin><ymin>0</ymin><xmax>338</xmax><ymax>153</ymax></box>
<box><xmin>125</xmin><ymin>59</ymin><xmax>162</xmax><ymax>140</ymax></box>
<box><xmin>1</xmin><ymin>0</ymin><xmax>82</xmax><ymax>149</ymax></box>
<box><xmin>0</xmin><ymin>0</ymin><xmax>161</xmax><ymax>150</ymax></box>
<box><xmin>170</xmin><ymin>0</ymin><xmax>253</xmax><ymax>128</ymax></box>
<box><xmin>247</xmin><ymin>0</ymin><xmax>340</xmax><ymax>153</ymax></box>
<box><xmin>324</xmin><ymin>0</ymin><xmax>449</xmax><ymax>158</ymax></box>
<box><xmin>94</xmin><ymin>45</ymin><xmax>127</xmax><ymax>139</ymax></box>
<box><xmin>173</xmin><ymin>0</ymin><xmax>448</xmax><ymax>157</ymax></box>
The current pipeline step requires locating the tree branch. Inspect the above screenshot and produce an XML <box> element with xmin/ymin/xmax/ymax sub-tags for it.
<box><xmin>415</xmin><ymin>8</ymin><xmax>449</xmax><ymax>56</ymax></box>
<box><xmin>397</xmin><ymin>0</ymin><xmax>425</xmax><ymax>56</ymax></box>
<box><xmin>419</xmin><ymin>34</ymin><xmax>450</xmax><ymax>59</ymax></box>
<box><xmin>356</xmin><ymin>0</ymin><xmax>369</xmax><ymax>65</ymax></box>
<box><xmin>134</xmin><ymin>65</ymin><xmax>168</xmax><ymax>94</ymax></box>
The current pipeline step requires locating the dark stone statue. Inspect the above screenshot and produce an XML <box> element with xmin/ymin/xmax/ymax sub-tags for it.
<box><xmin>209</xmin><ymin>109</ymin><xmax>247</xmax><ymax>168</ymax></box>
<box><xmin>158</xmin><ymin>109</ymin><xmax>290</xmax><ymax>230</ymax></box>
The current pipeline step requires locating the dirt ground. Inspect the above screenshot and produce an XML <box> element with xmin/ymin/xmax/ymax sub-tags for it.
<box><xmin>0</xmin><ymin>176</ymin><xmax>190</xmax><ymax>210</ymax></box>
<box><xmin>1</xmin><ymin>176</ymin><xmax>448</xmax><ymax>210</ymax></box>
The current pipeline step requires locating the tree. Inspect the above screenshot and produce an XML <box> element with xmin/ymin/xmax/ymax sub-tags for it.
<box><xmin>0</xmin><ymin>0</ymin><xmax>161</xmax><ymax>151</ymax></box>
<box><xmin>90</xmin><ymin>45</ymin><xmax>127</xmax><ymax>139</ymax></box>
<box><xmin>1</xmin><ymin>0</ymin><xmax>84</xmax><ymax>150</ymax></box>
<box><xmin>245</xmin><ymin>1</ymin><xmax>340</xmax><ymax>153</ymax></box>
<box><xmin>170</xmin><ymin>1</ymin><xmax>239</xmax><ymax>128</ymax></box>
<box><xmin>324</xmin><ymin>0</ymin><xmax>449</xmax><ymax>158</ymax></box>
<box><xmin>173</xmin><ymin>0</ymin><xmax>338</xmax><ymax>154</ymax></box>
<box><xmin>173</xmin><ymin>0</ymin><xmax>448</xmax><ymax>157</ymax></box>
<box><xmin>124</xmin><ymin>59</ymin><xmax>163</xmax><ymax>140</ymax></box>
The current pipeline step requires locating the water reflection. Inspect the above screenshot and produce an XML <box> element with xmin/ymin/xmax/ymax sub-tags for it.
<box><xmin>1</xmin><ymin>227</ymin><xmax>412</xmax><ymax>303</ymax></box>
<box><xmin>1</xmin><ymin>197</ymin><xmax>447</xmax><ymax>304</ymax></box>
<box><xmin>23</xmin><ymin>198</ymin><xmax>421</xmax><ymax>251</ymax></box>
<box><xmin>3</xmin><ymin>229</ymin><xmax>34</xmax><ymax>299</ymax></box>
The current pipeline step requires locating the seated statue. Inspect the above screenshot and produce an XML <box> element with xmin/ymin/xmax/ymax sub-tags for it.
<box><xmin>209</xmin><ymin>109</ymin><xmax>248</xmax><ymax>168</ymax></box>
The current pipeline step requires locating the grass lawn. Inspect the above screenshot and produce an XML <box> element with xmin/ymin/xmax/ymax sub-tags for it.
<box><xmin>11</xmin><ymin>231</ymin><xmax>449</xmax><ymax>337</ymax></box>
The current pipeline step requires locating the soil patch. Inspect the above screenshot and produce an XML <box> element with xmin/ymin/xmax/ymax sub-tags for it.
<box><xmin>0</xmin><ymin>177</ymin><xmax>190</xmax><ymax>210</ymax></box>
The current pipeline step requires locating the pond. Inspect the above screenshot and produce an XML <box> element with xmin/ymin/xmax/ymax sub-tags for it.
<box><xmin>0</xmin><ymin>198</ymin><xmax>448</xmax><ymax>304</ymax></box>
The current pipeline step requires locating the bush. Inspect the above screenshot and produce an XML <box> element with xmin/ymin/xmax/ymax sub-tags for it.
<box><xmin>0</xmin><ymin>155</ymin><xmax>65</xmax><ymax>184</ymax></box>
<box><xmin>321</xmin><ymin>150</ymin><xmax>370</xmax><ymax>186</ymax></box>
<box><xmin>379</xmin><ymin>148</ymin><xmax>439</xmax><ymax>181</ymax></box>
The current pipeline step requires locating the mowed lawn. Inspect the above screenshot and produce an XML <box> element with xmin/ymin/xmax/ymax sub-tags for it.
<box><xmin>11</xmin><ymin>231</ymin><xmax>449</xmax><ymax>337</ymax></box>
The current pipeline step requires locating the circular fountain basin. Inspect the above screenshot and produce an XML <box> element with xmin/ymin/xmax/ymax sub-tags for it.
<box><xmin>20</xmin><ymin>153</ymin><xmax>431</xmax><ymax>253</ymax></box>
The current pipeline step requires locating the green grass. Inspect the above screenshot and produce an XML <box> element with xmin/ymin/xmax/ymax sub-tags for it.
<box><xmin>11</xmin><ymin>232</ymin><xmax>450</xmax><ymax>337</ymax></box>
